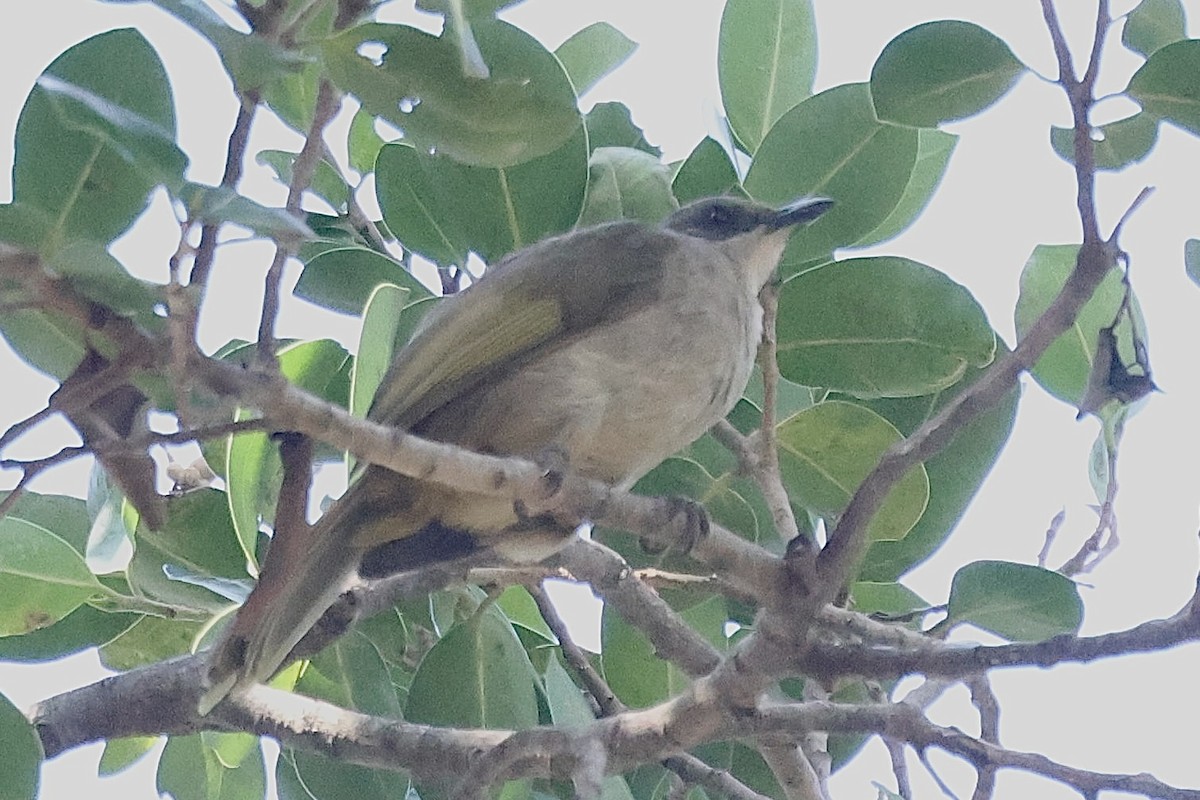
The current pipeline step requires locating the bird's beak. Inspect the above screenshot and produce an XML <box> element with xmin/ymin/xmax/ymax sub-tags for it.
<box><xmin>769</xmin><ymin>197</ymin><xmax>834</xmax><ymax>229</ymax></box>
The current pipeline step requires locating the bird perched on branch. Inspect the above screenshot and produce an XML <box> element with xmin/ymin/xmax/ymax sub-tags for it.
<box><xmin>200</xmin><ymin>194</ymin><xmax>832</xmax><ymax>712</ymax></box>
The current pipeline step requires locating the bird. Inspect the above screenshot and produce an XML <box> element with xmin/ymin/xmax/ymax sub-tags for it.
<box><xmin>200</xmin><ymin>194</ymin><xmax>832</xmax><ymax>712</ymax></box>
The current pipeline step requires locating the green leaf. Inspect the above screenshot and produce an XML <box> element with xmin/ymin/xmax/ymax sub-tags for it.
<box><xmin>226</xmin><ymin>340</ymin><xmax>351</xmax><ymax>565</ymax></box>
<box><xmin>99</xmin><ymin>615</ymin><xmax>204</xmax><ymax>671</ymax></box>
<box><xmin>177</xmin><ymin>182</ymin><xmax>313</xmax><ymax>242</ymax></box>
<box><xmin>415</xmin><ymin>0</ymin><xmax>526</xmax><ymax>17</ymax></box>
<box><xmin>541</xmin><ymin>649</ymin><xmax>595</xmax><ymax>727</ymax></box>
<box><xmin>850</xmin><ymin>581</ymin><xmax>927</xmax><ymax>617</ymax></box>
<box><xmin>301</xmin><ymin>631</ymin><xmax>403</xmax><ymax>718</ymax></box>
<box><xmin>554</xmin><ymin>22</ymin><xmax>638</xmax><ymax>96</ymax></box>
<box><xmin>0</xmin><ymin>491</ymin><xmax>91</xmax><ymax>556</ymax></box>
<box><xmin>157</xmin><ymin>732</ymin><xmax>265</xmax><ymax>800</ymax></box>
<box><xmin>277</xmin><ymin>748</ymin><xmax>398</xmax><ymax>800</ymax></box>
<box><xmin>777</xmin><ymin>257</ymin><xmax>996</xmax><ymax>398</ymax></box>
<box><xmin>324</xmin><ymin>20</ymin><xmax>581</xmax><ymax>168</ymax></box>
<box><xmin>496</xmin><ymin>585</ymin><xmax>555</xmax><ymax>643</ymax></box>
<box><xmin>99</xmin><ymin>737</ymin><xmax>159</xmax><ymax>777</ymax></box>
<box><xmin>352</xmin><ymin>284</ymin><xmax>409</xmax><ymax>419</ymax></box>
<box><xmin>128</xmin><ymin>489</ymin><xmax>251</xmax><ymax>614</ymax></box>
<box><xmin>296</xmin><ymin>245</ymin><xmax>434</xmax><ymax>315</ymax></box>
<box><xmin>0</xmin><ymin>690</ymin><xmax>41</xmax><ymax>800</ymax></box>
<box><xmin>634</xmin><ymin>457</ymin><xmax>758</xmax><ymax>542</ymax></box>
<box><xmin>1185</xmin><ymin>238</ymin><xmax>1200</xmax><ymax>288</ymax></box>
<box><xmin>13</xmin><ymin>28</ymin><xmax>177</xmax><ymax>246</ymax></box>
<box><xmin>348</xmin><ymin>107</ymin><xmax>388</xmax><ymax>176</ymax></box>
<box><xmin>585</xmin><ymin>102</ymin><xmax>662</xmax><ymax>157</ymax></box>
<box><xmin>0</xmin><ymin>517</ymin><xmax>105</xmax><ymax>636</ymax></box>
<box><xmin>44</xmin><ymin>241</ymin><xmax>164</xmax><ymax>329</ymax></box>
<box><xmin>34</xmin><ymin>74</ymin><xmax>187</xmax><ymax>192</ymax></box>
<box><xmin>718</xmin><ymin>0</ymin><xmax>817</xmax><ymax>153</ymax></box>
<box><xmin>1127</xmin><ymin>39</ymin><xmax>1200</xmax><ymax>137</ymax></box>
<box><xmin>0</xmin><ymin>306</ymin><xmax>87</xmax><ymax>380</ymax></box>
<box><xmin>672</xmin><ymin>137</ymin><xmax>740</xmax><ymax>205</ymax></box>
<box><xmin>601</xmin><ymin>596</ymin><xmax>725</xmax><ymax>709</ymax></box>
<box><xmin>261</xmin><ymin>60</ymin><xmax>324</xmax><ymax>134</ymax></box>
<box><xmin>869</xmin><ymin>21</ymin><xmax>1025</xmax><ymax>127</ymax></box>
<box><xmin>776</xmin><ymin>401</ymin><xmax>930</xmax><ymax>542</ymax></box>
<box><xmin>375</xmin><ymin>143</ymin><xmax>469</xmax><ymax>266</ymax></box>
<box><xmin>256</xmin><ymin>149</ymin><xmax>350</xmax><ymax>212</ymax></box>
<box><xmin>376</xmin><ymin>125</ymin><xmax>589</xmax><ymax>264</ymax></box>
<box><xmin>0</xmin><ymin>602</ymin><xmax>136</xmax><ymax>663</ymax></box>
<box><xmin>1014</xmin><ymin>244</ymin><xmax>1142</xmax><ymax>405</ymax></box>
<box><xmin>101</xmin><ymin>0</ymin><xmax>308</xmax><ymax>93</ymax></box>
<box><xmin>853</xmin><ymin>128</ymin><xmax>957</xmax><ymax>247</ymax></box>
<box><xmin>1122</xmin><ymin>0</ymin><xmax>1188</xmax><ymax>56</ymax></box>
<box><xmin>858</xmin><ymin>351</ymin><xmax>1019</xmax><ymax>581</ymax></box>
<box><xmin>405</xmin><ymin>607</ymin><xmax>540</xmax><ymax>729</ymax></box>
<box><xmin>745</xmin><ymin>83</ymin><xmax>919</xmax><ymax>263</ymax></box>
<box><xmin>1050</xmin><ymin>113</ymin><xmax>1158</xmax><ymax>171</ymax></box>
<box><xmin>578</xmin><ymin>147</ymin><xmax>677</xmax><ymax>226</ymax></box>
<box><xmin>947</xmin><ymin>560</ymin><xmax>1083</xmax><ymax>641</ymax></box>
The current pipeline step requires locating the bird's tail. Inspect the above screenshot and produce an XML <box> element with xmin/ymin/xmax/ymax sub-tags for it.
<box><xmin>198</xmin><ymin>501</ymin><xmax>360</xmax><ymax>715</ymax></box>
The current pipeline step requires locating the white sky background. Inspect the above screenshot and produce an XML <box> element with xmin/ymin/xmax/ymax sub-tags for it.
<box><xmin>1</xmin><ymin>1</ymin><xmax>1199</xmax><ymax>797</ymax></box>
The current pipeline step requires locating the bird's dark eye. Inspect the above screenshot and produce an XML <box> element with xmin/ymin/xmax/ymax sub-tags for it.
<box><xmin>708</xmin><ymin>204</ymin><xmax>731</xmax><ymax>225</ymax></box>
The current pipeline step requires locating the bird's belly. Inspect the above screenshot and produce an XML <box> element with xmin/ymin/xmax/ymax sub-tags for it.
<box><xmin>474</xmin><ymin>306</ymin><xmax>760</xmax><ymax>488</ymax></box>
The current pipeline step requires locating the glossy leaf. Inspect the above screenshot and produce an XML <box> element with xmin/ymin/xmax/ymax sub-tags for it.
<box><xmin>0</xmin><ymin>600</ymin><xmax>136</xmax><ymax>663</ymax></box>
<box><xmin>858</xmin><ymin>352</ymin><xmax>1019</xmax><ymax>581</ymax></box>
<box><xmin>99</xmin><ymin>737</ymin><xmax>159</xmax><ymax>777</ymax></box>
<box><xmin>1185</xmin><ymin>238</ymin><xmax>1200</xmax><ymax>288</ymax></box>
<box><xmin>13</xmin><ymin>28</ymin><xmax>177</xmax><ymax>246</ymax></box>
<box><xmin>352</xmin><ymin>283</ymin><xmax>409</xmax><ymax>420</ymax></box>
<box><xmin>100</xmin><ymin>0</ymin><xmax>308</xmax><ymax>93</ymax></box>
<box><xmin>302</xmin><ymin>631</ymin><xmax>403</xmax><ymax>718</ymax></box>
<box><xmin>745</xmin><ymin>84</ymin><xmax>919</xmax><ymax>262</ymax></box>
<box><xmin>777</xmin><ymin>257</ymin><xmax>996</xmax><ymax>398</ymax></box>
<box><xmin>577</xmin><ymin>146</ymin><xmax>677</xmax><ymax>225</ymax></box>
<box><xmin>226</xmin><ymin>340</ymin><xmax>351</xmax><ymax>565</ymax></box>
<box><xmin>375</xmin><ymin>142</ymin><xmax>469</xmax><ymax>266</ymax></box>
<box><xmin>34</xmin><ymin>73</ymin><xmax>187</xmax><ymax>192</ymax></box>
<box><xmin>585</xmin><ymin>102</ymin><xmax>661</xmax><ymax>156</ymax></box>
<box><xmin>347</xmin><ymin>107</ymin><xmax>388</xmax><ymax>175</ymax></box>
<box><xmin>1122</xmin><ymin>0</ymin><xmax>1188</xmax><ymax>57</ymax></box>
<box><xmin>870</xmin><ymin>21</ymin><xmax>1025</xmax><ymax>127</ymax></box>
<box><xmin>1050</xmin><ymin>113</ymin><xmax>1157</xmax><ymax>171</ymax></box>
<box><xmin>277</xmin><ymin>748</ymin><xmax>398</xmax><ymax>800</ymax></box>
<box><xmin>1014</xmin><ymin>244</ymin><xmax>1140</xmax><ymax>405</ymax></box>
<box><xmin>718</xmin><ymin>0</ymin><xmax>817</xmax><ymax>153</ymax></box>
<box><xmin>0</xmin><ymin>306</ymin><xmax>87</xmax><ymax>380</ymax></box>
<box><xmin>256</xmin><ymin>149</ymin><xmax>350</xmax><ymax>212</ymax></box>
<box><xmin>554</xmin><ymin>21</ymin><xmax>637</xmax><ymax>96</ymax></box>
<box><xmin>947</xmin><ymin>560</ymin><xmax>1083</xmax><ymax>641</ymax></box>
<box><xmin>850</xmin><ymin>581</ymin><xmax>927</xmax><ymax>617</ymax></box>
<box><xmin>601</xmin><ymin>595</ymin><xmax>726</xmax><ymax>708</ymax></box>
<box><xmin>1127</xmin><ymin>39</ymin><xmax>1200</xmax><ymax>137</ymax></box>
<box><xmin>0</xmin><ymin>690</ymin><xmax>41</xmax><ymax>800</ymax></box>
<box><xmin>157</xmin><ymin>732</ymin><xmax>265</xmax><ymax>800</ymax></box>
<box><xmin>177</xmin><ymin>182</ymin><xmax>313</xmax><ymax>242</ymax></box>
<box><xmin>0</xmin><ymin>517</ymin><xmax>105</xmax><ymax>636</ymax></box>
<box><xmin>853</xmin><ymin>128</ymin><xmax>957</xmax><ymax>247</ymax></box>
<box><xmin>383</xmin><ymin>125</ymin><xmax>588</xmax><ymax>264</ymax></box>
<box><xmin>324</xmin><ymin>21</ymin><xmax>581</xmax><ymax>168</ymax></box>
<box><xmin>98</xmin><ymin>615</ymin><xmax>204</xmax><ymax>671</ymax></box>
<box><xmin>415</xmin><ymin>0</ymin><xmax>526</xmax><ymax>16</ymax></box>
<box><xmin>776</xmin><ymin>401</ymin><xmax>929</xmax><ymax>542</ymax></box>
<box><xmin>405</xmin><ymin>607</ymin><xmax>540</xmax><ymax>729</ymax></box>
<box><xmin>297</xmin><ymin>245</ymin><xmax>434</xmax><ymax>315</ymax></box>
<box><xmin>0</xmin><ymin>491</ymin><xmax>91</xmax><ymax>556</ymax></box>
<box><xmin>44</xmin><ymin>241</ymin><xmax>164</xmax><ymax>329</ymax></box>
<box><xmin>128</xmin><ymin>489</ymin><xmax>251</xmax><ymax>613</ymax></box>
<box><xmin>672</xmin><ymin>137</ymin><xmax>741</xmax><ymax>204</ymax></box>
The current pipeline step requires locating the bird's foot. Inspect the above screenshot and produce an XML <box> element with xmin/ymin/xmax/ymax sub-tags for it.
<box><xmin>640</xmin><ymin>496</ymin><xmax>710</xmax><ymax>556</ymax></box>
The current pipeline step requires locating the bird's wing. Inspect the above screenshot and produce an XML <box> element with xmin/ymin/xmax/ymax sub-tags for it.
<box><xmin>370</xmin><ymin>220</ymin><xmax>677</xmax><ymax>429</ymax></box>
